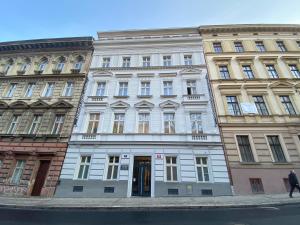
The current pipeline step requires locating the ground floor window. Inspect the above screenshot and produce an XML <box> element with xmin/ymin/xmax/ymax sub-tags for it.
<box><xmin>107</xmin><ymin>156</ymin><xmax>120</xmax><ymax>180</ymax></box>
<box><xmin>196</xmin><ymin>157</ymin><xmax>209</xmax><ymax>182</ymax></box>
<box><xmin>249</xmin><ymin>178</ymin><xmax>264</xmax><ymax>194</ymax></box>
<box><xmin>77</xmin><ymin>156</ymin><xmax>91</xmax><ymax>179</ymax></box>
<box><xmin>11</xmin><ymin>160</ymin><xmax>26</xmax><ymax>185</ymax></box>
<box><xmin>166</xmin><ymin>156</ymin><xmax>178</xmax><ymax>181</ymax></box>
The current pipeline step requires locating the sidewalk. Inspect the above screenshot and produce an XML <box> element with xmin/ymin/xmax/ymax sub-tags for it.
<box><xmin>1</xmin><ymin>193</ymin><xmax>300</xmax><ymax>209</ymax></box>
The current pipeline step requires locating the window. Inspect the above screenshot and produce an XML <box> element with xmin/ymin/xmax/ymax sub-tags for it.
<box><xmin>234</xmin><ymin>42</ymin><xmax>244</xmax><ymax>52</ymax></box>
<box><xmin>24</xmin><ymin>83</ymin><xmax>35</xmax><ymax>98</ymax></box>
<box><xmin>28</xmin><ymin>115</ymin><xmax>42</xmax><ymax>134</ymax></box>
<box><xmin>250</xmin><ymin>178</ymin><xmax>264</xmax><ymax>194</ymax></box>
<box><xmin>289</xmin><ymin>64</ymin><xmax>300</xmax><ymax>78</ymax></box>
<box><xmin>255</xmin><ymin>41</ymin><xmax>266</xmax><ymax>52</ymax></box>
<box><xmin>140</xmin><ymin>81</ymin><xmax>150</xmax><ymax>96</ymax></box>
<box><xmin>280</xmin><ymin>96</ymin><xmax>296</xmax><ymax>115</ymax></box>
<box><xmin>77</xmin><ymin>156</ymin><xmax>91</xmax><ymax>179</ymax></box>
<box><xmin>186</xmin><ymin>80</ymin><xmax>197</xmax><ymax>95</ymax></box>
<box><xmin>166</xmin><ymin>156</ymin><xmax>177</xmax><ymax>181</ymax></box>
<box><xmin>163</xmin><ymin>81</ymin><xmax>173</xmax><ymax>95</ymax></box>
<box><xmin>7</xmin><ymin>115</ymin><xmax>20</xmax><ymax>134</ymax></box>
<box><xmin>96</xmin><ymin>82</ymin><xmax>106</xmax><ymax>96</ymax></box>
<box><xmin>63</xmin><ymin>82</ymin><xmax>74</xmax><ymax>97</ymax></box>
<box><xmin>242</xmin><ymin>65</ymin><xmax>255</xmax><ymax>79</ymax></box>
<box><xmin>118</xmin><ymin>82</ymin><xmax>128</xmax><ymax>96</ymax></box>
<box><xmin>138</xmin><ymin>113</ymin><xmax>149</xmax><ymax>133</ymax></box>
<box><xmin>87</xmin><ymin>113</ymin><xmax>100</xmax><ymax>134</ymax></box>
<box><xmin>11</xmin><ymin>160</ymin><xmax>26</xmax><ymax>184</ymax></box>
<box><xmin>113</xmin><ymin>113</ymin><xmax>124</xmax><ymax>134</ymax></box>
<box><xmin>38</xmin><ymin>58</ymin><xmax>48</xmax><ymax>72</ymax></box>
<box><xmin>266</xmin><ymin>65</ymin><xmax>279</xmax><ymax>78</ymax></box>
<box><xmin>0</xmin><ymin>159</ymin><xmax>2</xmax><ymax>168</ymax></box>
<box><xmin>122</xmin><ymin>57</ymin><xmax>131</xmax><ymax>67</ymax></box>
<box><xmin>55</xmin><ymin>57</ymin><xmax>65</xmax><ymax>71</ymax></box>
<box><xmin>5</xmin><ymin>83</ymin><xmax>17</xmax><ymax>97</ymax></box>
<box><xmin>19</xmin><ymin>58</ymin><xmax>30</xmax><ymax>73</ymax></box>
<box><xmin>43</xmin><ymin>82</ymin><xmax>55</xmax><ymax>97</ymax></box>
<box><xmin>297</xmin><ymin>41</ymin><xmax>300</xmax><ymax>48</ymax></box>
<box><xmin>213</xmin><ymin>42</ymin><xmax>223</xmax><ymax>53</ymax></box>
<box><xmin>51</xmin><ymin>115</ymin><xmax>65</xmax><ymax>135</ymax></box>
<box><xmin>219</xmin><ymin>65</ymin><xmax>230</xmax><ymax>79</ymax></box>
<box><xmin>163</xmin><ymin>55</ymin><xmax>172</xmax><ymax>66</ymax></box>
<box><xmin>184</xmin><ymin>55</ymin><xmax>192</xmax><ymax>65</ymax></box>
<box><xmin>226</xmin><ymin>96</ymin><xmax>241</xmax><ymax>115</ymax></box>
<box><xmin>190</xmin><ymin>113</ymin><xmax>202</xmax><ymax>134</ymax></box>
<box><xmin>253</xmin><ymin>96</ymin><xmax>269</xmax><ymax>115</ymax></box>
<box><xmin>277</xmin><ymin>41</ymin><xmax>287</xmax><ymax>52</ymax></box>
<box><xmin>267</xmin><ymin>135</ymin><xmax>286</xmax><ymax>162</ymax></box>
<box><xmin>164</xmin><ymin>113</ymin><xmax>175</xmax><ymax>134</ymax></box>
<box><xmin>236</xmin><ymin>135</ymin><xmax>255</xmax><ymax>162</ymax></box>
<box><xmin>3</xmin><ymin>59</ymin><xmax>13</xmax><ymax>75</ymax></box>
<box><xmin>196</xmin><ymin>157</ymin><xmax>209</xmax><ymax>182</ymax></box>
<box><xmin>74</xmin><ymin>55</ymin><xmax>83</xmax><ymax>71</ymax></box>
<box><xmin>107</xmin><ymin>156</ymin><xmax>120</xmax><ymax>180</ymax></box>
<box><xmin>102</xmin><ymin>57</ymin><xmax>110</xmax><ymax>68</ymax></box>
<box><xmin>142</xmin><ymin>56</ymin><xmax>151</xmax><ymax>67</ymax></box>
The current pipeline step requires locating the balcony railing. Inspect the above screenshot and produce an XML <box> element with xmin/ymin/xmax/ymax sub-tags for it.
<box><xmin>85</xmin><ymin>96</ymin><xmax>108</xmax><ymax>105</ymax></box>
<box><xmin>182</xmin><ymin>94</ymin><xmax>207</xmax><ymax>104</ymax></box>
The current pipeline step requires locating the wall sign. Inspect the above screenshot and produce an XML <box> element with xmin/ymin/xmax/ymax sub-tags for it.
<box><xmin>120</xmin><ymin>164</ymin><xmax>129</xmax><ymax>170</ymax></box>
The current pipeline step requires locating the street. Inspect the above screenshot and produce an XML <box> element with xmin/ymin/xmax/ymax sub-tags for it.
<box><xmin>0</xmin><ymin>204</ymin><xmax>300</xmax><ymax>225</ymax></box>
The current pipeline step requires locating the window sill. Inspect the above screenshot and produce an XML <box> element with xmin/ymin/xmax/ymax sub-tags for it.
<box><xmin>160</xmin><ymin>95</ymin><xmax>177</xmax><ymax>98</ymax></box>
<box><xmin>137</xmin><ymin>95</ymin><xmax>152</xmax><ymax>98</ymax></box>
<box><xmin>59</xmin><ymin>96</ymin><xmax>73</xmax><ymax>99</ymax></box>
<box><xmin>272</xmin><ymin>162</ymin><xmax>293</xmax><ymax>165</ymax></box>
<box><xmin>239</xmin><ymin>162</ymin><xmax>261</xmax><ymax>165</ymax></box>
<box><xmin>114</xmin><ymin>95</ymin><xmax>129</xmax><ymax>98</ymax></box>
<box><xmin>40</xmin><ymin>97</ymin><xmax>52</xmax><ymax>100</ymax></box>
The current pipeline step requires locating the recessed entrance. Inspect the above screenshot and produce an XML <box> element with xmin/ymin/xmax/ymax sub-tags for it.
<box><xmin>31</xmin><ymin>160</ymin><xmax>51</xmax><ymax>196</ymax></box>
<box><xmin>132</xmin><ymin>156</ymin><xmax>151</xmax><ymax>197</ymax></box>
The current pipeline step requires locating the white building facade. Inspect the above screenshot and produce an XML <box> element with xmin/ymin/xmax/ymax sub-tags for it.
<box><xmin>55</xmin><ymin>28</ymin><xmax>232</xmax><ymax>197</ymax></box>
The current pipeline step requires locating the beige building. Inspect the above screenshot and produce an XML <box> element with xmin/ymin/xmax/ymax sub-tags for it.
<box><xmin>200</xmin><ymin>24</ymin><xmax>300</xmax><ymax>195</ymax></box>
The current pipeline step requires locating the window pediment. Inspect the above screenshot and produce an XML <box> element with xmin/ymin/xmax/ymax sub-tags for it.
<box><xmin>9</xmin><ymin>101</ymin><xmax>29</xmax><ymax>109</ymax></box>
<box><xmin>110</xmin><ymin>101</ymin><xmax>130</xmax><ymax>110</ymax></box>
<box><xmin>159</xmin><ymin>100</ymin><xmax>179</xmax><ymax>109</ymax></box>
<box><xmin>0</xmin><ymin>101</ymin><xmax>9</xmax><ymax>109</ymax></box>
<box><xmin>30</xmin><ymin>100</ymin><xmax>50</xmax><ymax>109</ymax></box>
<box><xmin>269</xmin><ymin>81</ymin><xmax>294</xmax><ymax>89</ymax></box>
<box><xmin>134</xmin><ymin>100</ymin><xmax>154</xmax><ymax>109</ymax></box>
<box><xmin>51</xmin><ymin>100</ymin><xmax>73</xmax><ymax>109</ymax></box>
<box><xmin>92</xmin><ymin>70</ymin><xmax>113</xmax><ymax>77</ymax></box>
<box><xmin>179</xmin><ymin>68</ymin><xmax>202</xmax><ymax>75</ymax></box>
<box><xmin>218</xmin><ymin>84</ymin><xmax>242</xmax><ymax>90</ymax></box>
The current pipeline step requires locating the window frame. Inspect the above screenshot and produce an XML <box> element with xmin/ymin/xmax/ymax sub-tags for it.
<box><xmin>118</xmin><ymin>82</ymin><xmax>128</xmax><ymax>97</ymax></box>
<box><xmin>163</xmin><ymin>55</ymin><xmax>172</xmax><ymax>66</ymax></box>
<box><xmin>190</xmin><ymin>113</ymin><xmax>202</xmax><ymax>134</ymax></box>
<box><xmin>253</xmin><ymin>96</ymin><xmax>269</xmax><ymax>116</ymax></box>
<box><xmin>279</xmin><ymin>95</ymin><xmax>297</xmax><ymax>115</ymax></box>
<box><xmin>219</xmin><ymin>65</ymin><xmax>231</xmax><ymax>79</ymax></box>
<box><xmin>76</xmin><ymin>155</ymin><xmax>91</xmax><ymax>180</ymax></box>
<box><xmin>255</xmin><ymin>41</ymin><xmax>266</xmax><ymax>52</ymax></box>
<box><xmin>163</xmin><ymin>81</ymin><xmax>173</xmax><ymax>96</ymax></box>
<box><xmin>51</xmin><ymin>114</ymin><xmax>65</xmax><ymax>135</ymax></box>
<box><xmin>242</xmin><ymin>65</ymin><xmax>255</xmax><ymax>79</ymax></box>
<box><xmin>265</xmin><ymin>64</ymin><xmax>279</xmax><ymax>78</ymax></box>
<box><xmin>186</xmin><ymin>80</ymin><xmax>197</xmax><ymax>95</ymax></box>
<box><xmin>184</xmin><ymin>55</ymin><xmax>193</xmax><ymax>65</ymax></box>
<box><xmin>138</xmin><ymin>112</ymin><xmax>150</xmax><ymax>134</ymax></box>
<box><xmin>28</xmin><ymin>115</ymin><xmax>42</xmax><ymax>135</ymax></box>
<box><xmin>165</xmin><ymin>156</ymin><xmax>178</xmax><ymax>182</ymax></box>
<box><xmin>5</xmin><ymin>83</ymin><xmax>17</xmax><ymax>98</ymax></box>
<box><xmin>276</xmin><ymin>41</ymin><xmax>287</xmax><ymax>52</ymax></box>
<box><xmin>7</xmin><ymin>115</ymin><xmax>20</xmax><ymax>134</ymax></box>
<box><xmin>235</xmin><ymin>134</ymin><xmax>257</xmax><ymax>163</ymax></box>
<box><xmin>24</xmin><ymin>82</ymin><xmax>36</xmax><ymax>98</ymax></box>
<box><xmin>42</xmin><ymin>82</ymin><xmax>55</xmax><ymax>97</ymax></box>
<box><xmin>195</xmin><ymin>156</ymin><xmax>210</xmax><ymax>182</ymax></box>
<box><xmin>226</xmin><ymin>96</ymin><xmax>242</xmax><ymax>116</ymax></box>
<box><xmin>234</xmin><ymin>41</ymin><xmax>245</xmax><ymax>53</ymax></box>
<box><xmin>288</xmin><ymin>64</ymin><xmax>300</xmax><ymax>78</ymax></box>
<box><xmin>10</xmin><ymin>159</ymin><xmax>26</xmax><ymax>185</ymax></box>
<box><xmin>142</xmin><ymin>56</ymin><xmax>151</xmax><ymax>67</ymax></box>
<box><xmin>102</xmin><ymin>57</ymin><xmax>111</xmax><ymax>68</ymax></box>
<box><xmin>106</xmin><ymin>155</ymin><xmax>120</xmax><ymax>180</ymax></box>
<box><xmin>163</xmin><ymin>112</ymin><xmax>175</xmax><ymax>134</ymax></box>
<box><xmin>122</xmin><ymin>57</ymin><xmax>131</xmax><ymax>67</ymax></box>
<box><xmin>213</xmin><ymin>42</ymin><xmax>223</xmax><ymax>53</ymax></box>
<box><xmin>265</xmin><ymin>134</ymin><xmax>290</xmax><ymax>163</ymax></box>
<box><xmin>62</xmin><ymin>81</ymin><xmax>74</xmax><ymax>97</ymax></box>
<box><xmin>112</xmin><ymin>113</ymin><xmax>125</xmax><ymax>134</ymax></box>
<box><xmin>140</xmin><ymin>81</ymin><xmax>151</xmax><ymax>96</ymax></box>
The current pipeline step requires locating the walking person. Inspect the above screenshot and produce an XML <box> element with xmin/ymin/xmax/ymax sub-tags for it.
<box><xmin>288</xmin><ymin>170</ymin><xmax>300</xmax><ymax>198</ymax></box>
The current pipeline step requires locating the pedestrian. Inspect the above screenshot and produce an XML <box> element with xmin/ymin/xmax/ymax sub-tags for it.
<box><xmin>288</xmin><ymin>170</ymin><xmax>300</xmax><ymax>198</ymax></box>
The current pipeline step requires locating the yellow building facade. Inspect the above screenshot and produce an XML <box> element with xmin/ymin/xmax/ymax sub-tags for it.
<box><xmin>200</xmin><ymin>25</ymin><xmax>300</xmax><ymax>194</ymax></box>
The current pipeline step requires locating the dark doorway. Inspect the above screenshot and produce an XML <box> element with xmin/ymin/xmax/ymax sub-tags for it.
<box><xmin>31</xmin><ymin>160</ymin><xmax>51</xmax><ymax>196</ymax></box>
<box><xmin>132</xmin><ymin>156</ymin><xmax>151</xmax><ymax>197</ymax></box>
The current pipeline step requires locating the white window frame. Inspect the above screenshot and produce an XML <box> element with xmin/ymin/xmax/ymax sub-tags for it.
<box><xmin>95</xmin><ymin>82</ymin><xmax>106</xmax><ymax>96</ymax></box>
<box><xmin>163</xmin><ymin>55</ymin><xmax>172</xmax><ymax>66</ymax></box>
<box><xmin>190</xmin><ymin>113</ymin><xmax>202</xmax><ymax>134</ymax></box>
<box><xmin>140</xmin><ymin>81</ymin><xmax>151</xmax><ymax>96</ymax></box>
<box><xmin>28</xmin><ymin>115</ymin><xmax>42</xmax><ymax>135</ymax></box>
<box><xmin>118</xmin><ymin>82</ymin><xmax>128</xmax><ymax>96</ymax></box>
<box><xmin>75</xmin><ymin>155</ymin><xmax>91</xmax><ymax>180</ymax></box>
<box><xmin>42</xmin><ymin>82</ymin><xmax>55</xmax><ymax>97</ymax></box>
<box><xmin>51</xmin><ymin>115</ymin><xmax>65</xmax><ymax>135</ymax></box>
<box><xmin>86</xmin><ymin>113</ymin><xmax>100</xmax><ymax>134</ymax></box>
<box><xmin>113</xmin><ymin>113</ymin><xmax>125</xmax><ymax>134</ymax></box>
<box><xmin>5</xmin><ymin>83</ymin><xmax>17</xmax><ymax>98</ymax></box>
<box><xmin>122</xmin><ymin>57</ymin><xmax>131</xmax><ymax>67</ymax></box>
<box><xmin>165</xmin><ymin>156</ymin><xmax>178</xmax><ymax>182</ymax></box>
<box><xmin>138</xmin><ymin>112</ymin><xmax>150</xmax><ymax>133</ymax></box>
<box><xmin>142</xmin><ymin>56</ymin><xmax>151</xmax><ymax>67</ymax></box>
<box><xmin>7</xmin><ymin>115</ymin><xmax>20</xmax><ymax>134</ymax></box>
<box><xmin>102</xmin><ymin>57</ymin><xmax>111</xmax><ymax>68</ymax></box>
<box><xmin>184</xmin><ymin>54</ymin><xmax>193</xmax><ymax>65</ymax></box>
<box><xmin>163</xmin><ymin>112</ymin><xmax>175</xmax><ymax>134</ymax></box>
<box><xmin>195</xmin><ymin>156</ymin><xmax>210</xmax><ymax>182</ymax></box>
<box><xmin>63</xmin><ymin>81</ymin><xmax>74</xmax><ymax>97</ymax></box>
<box><xmin>24</xmin><ymin>83</ymin><xmax>35</xmax><ymax>98</ymax></box>
<box><xmin>163</xmin><ymin>81</ymin><xmax>173</xmax><ymax>96</ymax></box>
<box><xmin>106</xmin><ymin>155</ymin><xmax>120</xmax><ymax>180</ymax></box>
<box><xmin>11</xmin><ymin>160</ymin><xmax>26</xmax><ymax>185</ymax></box>
<box><xmin>186</xmin><ymin>80</ymin><xmax>197</xmax><ymax>95</ymax></box>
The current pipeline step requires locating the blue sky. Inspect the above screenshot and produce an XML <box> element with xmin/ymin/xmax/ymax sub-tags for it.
<box><xmin>1</xmin><ymin>0</ymin><xmax>300</xmax><ymax>42</ymax></box>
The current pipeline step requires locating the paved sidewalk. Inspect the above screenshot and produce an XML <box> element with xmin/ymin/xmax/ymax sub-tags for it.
<box><xmin>0</xmin><ymin>193</ymin><xmax>300</xmax><ymax>209</ymax></box>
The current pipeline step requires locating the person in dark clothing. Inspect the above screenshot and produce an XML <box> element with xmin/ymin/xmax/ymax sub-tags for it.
<box><xmin>288</xmin><ymin>170</ymin><xmax>300</xmax><ymax>198</ymax></box>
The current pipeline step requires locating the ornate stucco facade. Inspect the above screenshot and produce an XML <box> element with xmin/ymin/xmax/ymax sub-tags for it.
<box><xmin>0</xmin><ymin>38</ymin><xmax>93</xmax><ymax>197</ymax></box>
<box><xmin>200</xmin><ymin>25</ymin><xmax>300</xmax><ymax>194</ymax></box>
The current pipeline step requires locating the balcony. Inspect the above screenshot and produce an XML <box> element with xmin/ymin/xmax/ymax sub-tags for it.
<box><xmin>182</xmin><ymin>94</ymin><xmax>208</xmax><ymax>105</ymax></box>
<box><xmin>85</xmin><ymin>96</ymin><xmax>108</xmax><ymax>106</ymax></box>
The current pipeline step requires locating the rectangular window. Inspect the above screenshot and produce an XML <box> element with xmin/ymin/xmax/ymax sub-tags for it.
<box><xmin>297</xmin><ymin>41</ymin><xmax>300</xmax><ymax>48</ymax></box>
<box><xmin>166</xmin><ymin>156</ymin><xmax>177</xmax><ymax>181</ymax></box>
<box><xmin>164</xmin><ymin>113</ymin><xmax>175</xmax><ymax>134</ymax></box>
<box><xmin>122</xmin><ymin>57</ymin><xmax>131</xmax><ymax>67</ymax></box>
<box><xmin>250</xmin><ymin>178</ymin><xmax>264</xmax><ymax>194</ymax></box>
<box><xmin>28</xmin><ymin>115</ymin><xmax>42</xmax><ymax>134</ymax></box>
<box><xmin>277</xmin><ymin>41</ymin><xmax>287</xmax><ymax>52</ymax></box>
<box><xmin>236</xmin><ymin>135</ymin><xmax>255</xmax><ymax>162</ymax></box>
<box><xmin>163</xmin><ymin>55</ymin><xmax>172</xmax><ymax>66</ymax></box>
<box><xmin>96</xmin><ymin>82</ymin><xmax>106</xmax><ymax>96</ymax></box>
<box><xmin>186</xmin><ymin>80</ymin><xmax>197</xmax><ymax>95</ymax></box>
<box><xmin>242</xmin><ymin>65</ymin><xmax>255</xmax><ymax>79</ymax></box>
<box><xmin>289</xmin><ymin>64</ymin><xmax>300</xmax><ymax>78</ymax></box>
<box><xmin>255</xmin><ymin>41</ymin><xmax>266</xmax><ymax>52</ymax></box>
<box><xmin>234</xmin><ymin>42</ymin><xmax>244</xmax><ymax>52</ymax></box>
<box><xmin>7</xmin><ymin>115</ymin><xmax>19</xmax><ymax>134</ymax></box>
<box><xmin>138</xmin><ymin>113</ymin><xmax>149</xmax><ymax>133</ymax></box>
<box><xmin>142</xmin><ymin>56</ymin><xmax>151</xmax><ymax>67</ymax></box>
<box><xmin>184</xmin><ymin>55</ymin><xmax>192</xmax><ymax>65</ymax></box>
<box><xmin>219</xmin><ymin>65</ymin><xmax>230</xmax><ymax>79</ymax></box>
<box><xmin>77</xmin><ymin>156</ymin><xmax>91</xmax><ymax>179</ymax></box>
<box><xmin>107</xmin><ymin>156</ymin><xmax>120</xmax><ymax>180</ymax></box>
<box><xmin>24</xmin><ymin>83</ymin><xmax>35</xmax><ymax>98</ymax></box>
<box><xmin>267</xmin><ymin>135</ymin><xmax>286</xmax><ymax>162</ymax></box>
<box><xmin>43</xmin><ymin>82</ymin><xmax>55</xmax><ymax>97</ymax></box>
<box><xmin>213</xmin><ymin>42</ymin><xmax>223</xmax><ymax>53</ymax></box>
<box><xmin>51</xmin><ymin>115</ymin><xmax>65</xmax><ymax>135</ymax></box>
<box><xmin>63</xmin><ymin>82</ymin><xmax>74</xmax><ymax>97</ymax></box>
<box><xmin>196</xmin><ymin>157</ymin><xmax>209</xmax><ymax>182</ymax></box>
<box><xmin>87</xmin><ymin>113</ymin><xmax>100</xmax><ymax>134</ymax></box>
<box><xmin>190</xmin><ymin>113</ymin><xmax>202</xmax><ymax>134</ymax></box>
<box><xmin>266</xmin><ymin>65</ymin><xmax>279</xmax><ymax>78</ymax></box>
<box><xmin>163</xmin><ymin>81</ymin><xmax>173</xmax><ymax>95</ymax></box>
<box><xmin>118</xmin><ymin>82</ymin><xmax>128</xmax><ymax>96</ymax></box>
<box><xmin>5</xmin><ymin>83</ymin><xmax>17</xmax><ymax>98</ymax></box>
<box><xmin>226</xmin><ymin>96</ymin><xmax>241</xmax><ymax>115</ymax></box>
<box><xmin>113</xmin><ymin>113</ymin><xmax>124</xmax><ymax>134</ymax></box>
<box><xmin>253</xmin><ymin>96</ymin><xmax>269</xmax><ymax>115</ymax></box>
<box><xmin>140</xmin><ymin>81</ymin><xmax>150</xmax><ymax>96</ymax></box>
<box><xmin>11</xmin><ymin>160</ymin><xmax>26</xmax><ymax>185</ymax></box>
<box><xmin>102</xmin><ymin>57</ymin><xmax>110</xmax><ymax>68</ymax></box>
<box><xmin>280</xmin><ymin>96</ymin><xmax>296</xmax><ymax>115</ymax></box>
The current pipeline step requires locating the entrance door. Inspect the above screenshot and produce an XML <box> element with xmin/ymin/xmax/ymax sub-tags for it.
<box><xmin>31</xmin><ymin>160</ymin><xmax>51</xmax><ymax>196</ymax></box>
<box><xmin>132</xmin><ymin>156</ymin><xmax>151</xmax><ymax>197</ymax></box>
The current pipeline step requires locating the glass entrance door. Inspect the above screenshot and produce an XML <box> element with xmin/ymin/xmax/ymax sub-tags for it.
<box><xmin>132</xmin><ymin>156</ymin><xmax>151</xmax><ymax>197</ymax></box>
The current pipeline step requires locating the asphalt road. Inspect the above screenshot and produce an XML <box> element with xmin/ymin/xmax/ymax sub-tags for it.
<box><xmin>0</xmin><ymin>204</ymin><xmax>300</xmax><ymax>225</ymax></box>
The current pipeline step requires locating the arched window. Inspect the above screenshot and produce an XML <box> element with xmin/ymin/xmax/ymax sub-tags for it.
<box><xmin>73</xmin><ymin>55</ymin><xmax>83</xmax><ymax>71</ymax></box>
<box><xmin>38</xmin><ymin>57</ymin><xmax>48</xmax><ymax>72</ymax></box>
<box><xmin>56</xmin><ymin>56</ymin><xmax>66</xmax><ymax>71</ymax></box>
<box><xmin>19</xmin><ymin>58</ymin><xmax>31</xmax><ymax>74</ymax></box>
<box><xmin>4</xmin><ymin>58</ymin><xmax>14</xmax><ymax>75</ymax></box>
